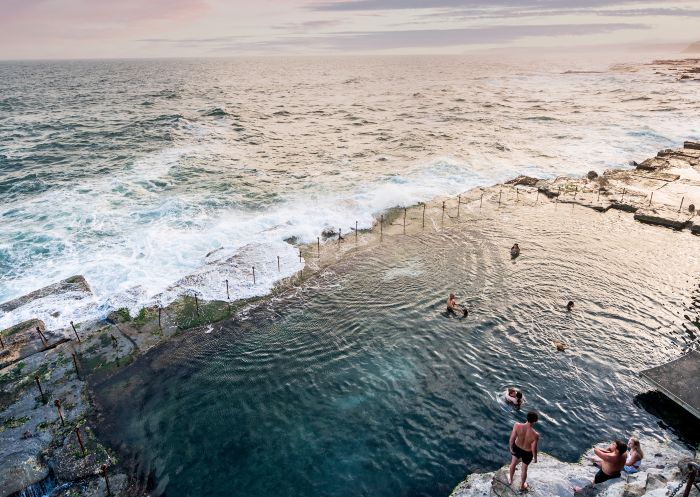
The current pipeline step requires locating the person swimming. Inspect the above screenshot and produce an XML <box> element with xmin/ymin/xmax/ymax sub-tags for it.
<box><xmin>447</xmin><ymin>293</ymin><xmax>468</xmax><ymax>317</ymax></box>
<box><xmin>505</xmin><ymin>388</ymin><xmax>524</xmax><ymax>408</ymax></box>
<box><xmin>510</xmin><ymin>243</ymin><xmax>520</xmax><ymax>258</ymax></box>
<box><xmin>566</xmin><ymin>301</ymin><xmax>574</xmax><ymax>311</ymax></box>
<box><xmin>624</xmin><ymin>438</ymin><xmax>643</xmax><ymax>473</ymax></box>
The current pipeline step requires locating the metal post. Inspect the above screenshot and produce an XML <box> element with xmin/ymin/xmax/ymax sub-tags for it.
<box><xmin>480</xmin><ymin>193</ymin><xmax>483</xmax><ymax>209</ymax></box>
<box><xmin>338</xmin><ymin>229</ymin><xmax>342</xmax><ymax>243</ymax></box>
<box><xmin>225</xmin><ymin>280</ymin><xmax>230</xmax><ymax>300</ymax></box>
<box><xmin>36</xmin><ymin>326</ymin><xmax>48</xmax><ymax>347</ymax></box>
<box><xmin>422</xmin><ymin>204</ymin><xmax>426</xmax><ymax>228</ymax></box>
<box><xmin>101</xmin><ymin>464</ymin><xmax>112</xmax><ymax>496</ymax></box>
<box><xmin>621</xmin><ymin>188</ymin><xmax>625</xmax><ymax>202</ymax></box>
<box><xmin>277</xmin><ymin>256</ymin><xmax>280</xmax><ymax>271</ymax></box>
<box><xmin>252</xmin><ymin>266</ymin><xmax>256</xmax><ymax>285</ymax></box>
<box><xmin>679</xmin><ymin>196</ymin><xmax>685</xmax><ymax>212</ymax></box>
<box><xmin>649</xmin><ymin>191</ymin><xmax>653</xmax><ymax>205</ymax></box>
<box><xmin>35</xmin><ymin>375</ymin><xmax>46</xmax><ymax>403</ymax></box>
<box><xmin>158</xmin><ymin>306</ymin><xmax>162</xmax><ymax>329</ymax></box>
<box><xmin>498</xmin><ymin>191</ymin><xmax>502</xmax><ymax>207</ymax></box>
<box><xmin>76</xmin><ymin>427</ymin><xmax>86</xmax><ymax>456</ymax></box>
<box><xmin>70</xmin><ymin>321</ymin><xmax>81</xmax><ymax>343</ymax></box>
<box><xmin>72</xmin><ymin>353</ymin><xmax>80</xmax><ymax>379</ymax></box>
<box><xmin>355</xmin><ymin>221</ymin><xmax>358</xmax><ymax>243</ymax></box>
<box><xmin>403</xmin><ymin>208</ymin><xmax>406</xmax><ymax>234</ymax></box>
<box><xmin>0</xmin><ymin>334</ymin><xmax>4</xmax><ymax>348</ymax></box>
<box><xmin>54</xmin><ymin>399</ymin><xmax>64</xmax><ymax>426</ymax></box>
<box><xmin>380</xmin><ymin>215</ymin><xmax>383</xmax><ymax>238</ymax></box>
<box><xmin>681</xmin><ymin>464</ymin><xmax>697</xmax><ymax>497</ymax></box>
<box><xmin>441</xmin><ymin>201</ymin><xmax>445</xmax><ymax>224</ymax></box>
<box><xmin>194</xmin><ymin>293</ymin><xmax>199</xmax><ymax>317</ymax></box>
<box><xmin>536</xmin><ymin>190</ymin><xmax>540</xmax><ymax>204</ymax></box>
<box><xmin>457</xmin><ymin>195</ymin><xmax>461</xmax><ymax>217</ymax></box>
<box><xmin>597</xmin><ymin>187</ymin><xmax>601</xmax><ymax>202</ymax></box>
<box><xmin>573</xmin><ymin>185</ymin><xmax>577</xmax><ymax>200</ymax></box>
<box><xmin>317</xmin><ymin>237</ymin><xmax>320</xmax><ymax>258</ymax></box>
<box><xmin>516</xmin><ymin>188</ymin><xmax>519</xmax><ymax>202</ymax></box>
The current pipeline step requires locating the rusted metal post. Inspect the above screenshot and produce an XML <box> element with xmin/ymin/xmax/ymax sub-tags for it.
<box><xmin>536</xmin><ymin>189</ymin><xmax>540</xmax><ymax>203</ymax></box>
<box><xmin>498</xmin><ymin>191</ymin><xmax>502</xmax><ymax>207</ymax></box>
<box><xmin>355</xmin><ymin>221</ymin><xmax>358</xmax><ymax>243</ymax></box>
<box><xmin>36</xmin><ymin>326</ymin><xmax>48</xmax><ymax>347</ymax></box>
<box><xmin>457</xmin><ymin>195</ymin><xmax>461</xmax><ymax>217</ymax></box>
<box><xmin>277</xmin><ymin>256</ymin><xmax>280</xmax><ymax>271</ymax></box>
<box><xmin>317</xmin><ymin>237</ymin><xmax>320</xmax><ymax>258</ymax></box>
<box><xmin>649</xmin><ymin>191</ymin><xmax>653</xmax><ymax>205</ymax></box>
<box><xmin>70</xmin><ymin>321</ymin><xmax>81</xmax><ymax>343</ymax></box>
<box><xmin>480</xmin><ymin>193</ymin><xmax>483</xmax><ymax>209</ymax></box>
<box><xmin>597</xmin><ymin>187</ymin><xmax>601</xmax><ymax>202</ymax></box>
<box><xmin>35</xmin><ymin>375</ymin><xmax>46</xmax><ymax>403</ymax></box>
<box><xmin>679</xmin><ymin>196</ymin><xmax>685</xmax><ymax>212</ymax></box>
<box><xmin>299</xmin><ymin>249</ymin><xmax>302</xmax><ymax>263</ymax></box>
<box><xmin>621</xmin><ymin>188</ymin><xmax>625</xmax><ymax>202</ymax></box>
<box><xmin>75</xmin><ymin>427</ymin><xmax>86</xmax><ymax>456</ymax></box>
<box><xmin>194</xmin><ymin>293</ymin><xmax>200</xmax><ymax>317</ymax></box>
<box><xmin>516</xmin><ymin>188</ymin><xmax>519</xmax><ymax>202</ymax></box>
<box><xmin>72</xmin><ymin>353</ymin><xmax>80</xmax><ymax>379</ymax></box>
<box><xmin>403</xmin><ymin>208</ymin><xmax>406</xmax><ymax>234</ymax></box>
<box><xmin>338</xmin><ymin>228</ymin><xmax>342</xmax><ymax>243</ymax></box>
<box><xmin>380</xmin><ymin>215</ymin><xmax>383</xmax><ymax>238</ymax></box>
<box><xmin>573</xmin><ymin>185</ymin><xmax>577</xmax><ymax>200</ymax></box>
<box><xmin>158</xmin><ymin>306</ymin><xmax>162</xmax><ymax>329</ymax></box>
<box><xmin>225</xmin><ymin>279</ymin><xmax>230</xmax><ymax>300</ymax></box>
<box><xmin>252</xmin><ymin>266</ymin><xmax>256</xmax><ymax>285</ymax></box>
<box><xmin>441</xmin><ymin>201</ymin><xmax>445</xmax><ymax>224</ymax></box>
<box><xmin>101</xmin><ymin>464</ymin><xmax>112</xmax><ymax>496</ymax></box>
<box><xmin>681</xmin><ymin>464</ymin><xmax>697</xmax><ymax>497</ymax></box>
<box><xmin>422</xmin><ymin>204</ymin><xmax>426</xmax><ymax>228</ymax></box>
<box><xmin>54</xmin><ymin>399</ymin><xmax>64</xmax><ymax>426</ymax></box>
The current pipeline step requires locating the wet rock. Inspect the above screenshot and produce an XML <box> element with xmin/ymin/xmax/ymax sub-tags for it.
<box><xmin>53</xmin><ymin>472</ymin><xmax>129</xmax><ymax>497</ymax></box>
<box><xmin>684</xmin><ymin>141</ymin><xmax>700</xmax><ymax>150</ymax></box>
<box><xmin>50</xmin><ymin>430</ymin><xmax>112</xmax><ymax>482</ymax></box>
<box><xmin>587</xmin><ymin>171</ymin><xmax>599</xmax><ymax>180</ymax></box>
<box><xmin>0</xmin><ymin>319</ymin><xmax>70</xmax><ymax>369</ymax></box>
<box><xmin>506</xmin><ymin>175</ymin><xmax>540</xmax><ymax>187</ymax></box>
<box><xmin>0</xmin><ymin>276</ymin><xmax>92</xmax><ymax>314</ymax></box>
<box><xmin>633</xmin><ymin>207</ymin><xmax>693</xmax><ymax>230</ymax></box>
<box><xmin>0</xmin><ymin>451</ymin><xmax>49</xmax><ymax>497</ymax></box>
<box><xmin>321</xmin><ymin>226</ymin><xmax>337</xmax><ymax>239</ymax></box>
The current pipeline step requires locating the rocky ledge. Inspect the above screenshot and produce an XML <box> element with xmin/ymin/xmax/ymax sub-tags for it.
<box><xmin>450</xmin><ymin>438</ymin><xmax>697</xmax><ymax>497</ymax></box>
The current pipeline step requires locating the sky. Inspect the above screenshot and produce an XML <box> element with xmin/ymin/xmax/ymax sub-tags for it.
<box><xmin>0</xmin><ymin>0</ymin><xmax>699</xmax><ymax>60</ymax></box>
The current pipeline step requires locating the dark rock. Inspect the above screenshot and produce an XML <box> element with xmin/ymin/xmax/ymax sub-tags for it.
<box><xmin>586</xmin><ymin>171</ymin><xmax>598</xmax><ymax>180</ymax></box>
<box><xmin>506</xmin><ymin>175</ymin><xmax>539</xmax><ymax>187</ymax></box>
<box><xmin>321</xmin><ymin>227</ymin><xmax>337</xmax><ymax>239</ymax></box>
<box><xmin>106</xmin><ymin>308</ymin><xmax>131</xmax><ymax>324</ymax></box>
<box><xmin>684</xmin><ymin>141</ymin><xmax>700</xmax><ymax>150</ymax></box>
<box><xmin>0</xmin><ymin>276</ymin><xmax>92</xmax><ymax>314</ymax></box>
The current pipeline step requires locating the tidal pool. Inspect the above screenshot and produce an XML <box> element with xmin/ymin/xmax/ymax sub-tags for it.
<box><xmin>94</xmin><ymin>203</ymin><xmax>700</xmax><ymax>497</ymax></box>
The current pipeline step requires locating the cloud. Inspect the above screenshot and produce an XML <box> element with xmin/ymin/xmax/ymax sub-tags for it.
<box><xmin>309</xmin><ymin>0</ymin><xmax>664</xmax><ymax>11</ymax></box>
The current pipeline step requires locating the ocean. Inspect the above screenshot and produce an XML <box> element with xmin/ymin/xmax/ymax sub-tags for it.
<box><xmin>1</xmin><ymin>54</ymin><xmax>699</xmax><ymax>328</ymax></box>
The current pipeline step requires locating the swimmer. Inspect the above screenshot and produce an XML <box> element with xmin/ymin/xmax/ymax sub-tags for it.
<box><xmin>447</xmin><ymin>293</ymin><xmax>469</xmax><ymax>317</ymax></box>
<box><xmin>510</xmin><ymin>243</ymin><xmax>520</xmax><ymax>258</ymax></box>
<box><xmin>566</xmin><ymin>301</ymin><xmax>574</xmax><ymax>312</ymax></box>
<box><xmin>505</xmin><ymin>388</ymin><xmax>524</xmax><ymax>408</ymax></box>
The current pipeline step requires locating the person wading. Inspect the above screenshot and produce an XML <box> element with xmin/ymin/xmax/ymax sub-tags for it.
<box><xmin>508</xmin><ymin>411</ymin><xmax>540</xmax><ymax>491</ymax></box>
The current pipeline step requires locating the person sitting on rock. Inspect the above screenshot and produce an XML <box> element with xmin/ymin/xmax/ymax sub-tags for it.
<box><xmin>576</xmin><ymin>440</ymin><xmax>627</xmax><ymax>490</ymax></box>
<box><xmin>624</xmin><ymin>438</ymin><xmax>643</xmax><ymax>473</ymax></box>
<box><xmin>447</xmin><ymin>293</ymin><xmax>468</xmax><ymax>317</ymax></box>
<box><xmin>505</xmin><ymin>388</ymin><xmax>524</xmax><ymax>408</ymax></box>
<box><xmin>508</xmin><ymin>411</ymin><xmax>539</xmax><ymax>492</ymax></box>
<box><xmin>510</xmin><ymin>244</ymin><xmax>520</xmax><ymax>258</ymax></box>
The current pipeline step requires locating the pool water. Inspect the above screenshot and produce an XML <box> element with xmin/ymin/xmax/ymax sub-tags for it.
<box><xmin>93</xmin><ymin>202</ymin><xmax>700</xmax><ymax>497</ymax></box>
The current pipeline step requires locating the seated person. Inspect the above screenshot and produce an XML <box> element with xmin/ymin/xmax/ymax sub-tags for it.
<box><xmin>577</xmin><ymin>440</ymin><xmax>627</xmax><ymax>490</ymax></box>
<box><xmin>505</xmin><ymin>388</ymin><xmax>524</xmax><ymax>407</ymax></box>
<box><xmin>447</xmin><ymin>293</ymin><xmax>468</xmax><ymax>317</ymax></box>
<box><xmin>624</xmin><ymin>438</ymin><xmax>643</xmax><ymax>473</ymax></box>
<box><xmin>510</xmin><ymin>243</ymin><xmax>520</xmax><ymax>258</ymax></box>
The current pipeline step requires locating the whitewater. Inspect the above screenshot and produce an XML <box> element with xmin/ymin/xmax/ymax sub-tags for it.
<box><xmin>0</xmin><ymin>54</ymin><xmax>699</xmax><ymax>329</ymax></box>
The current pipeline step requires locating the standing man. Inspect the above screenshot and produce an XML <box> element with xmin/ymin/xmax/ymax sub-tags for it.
<box><xmin>508</xmin><ymin>411</ymin><xmax>540</xmax><ymax>491</ymax></box>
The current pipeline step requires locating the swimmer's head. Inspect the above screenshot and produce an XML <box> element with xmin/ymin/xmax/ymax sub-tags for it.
<box><xmin>449</xmin><ymin>293</ymin><xmax>455</xmax><ymax>299</ymax></box>
<box><xmin>567</xmin><ymin>301</ymin><xmax>574</xmax><ymax>310</ymax></box>
<box><xmin>516</xmin><ymin>391</ymin><xmax>523</xmax><ymax>400</ymax></box>
<box><xmin>526</xmin><ymin>411</ymin><xmax>539</xmax><ymax>424</ymax></box>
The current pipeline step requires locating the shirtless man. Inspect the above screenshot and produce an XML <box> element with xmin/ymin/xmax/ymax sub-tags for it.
<box><xmin>508</xmin><ymin>411</ymin><xmax>539</xmax><ymax>491</ymax></box>
<box><xmin>447</xmin><ymin>294</ymin><xmax>468</xmax><ymax>316</ymax></box>
<box><xmin>577</xmin><ymin>440</ymin><xmax>627</xmax><ymax>488</ymax></box>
